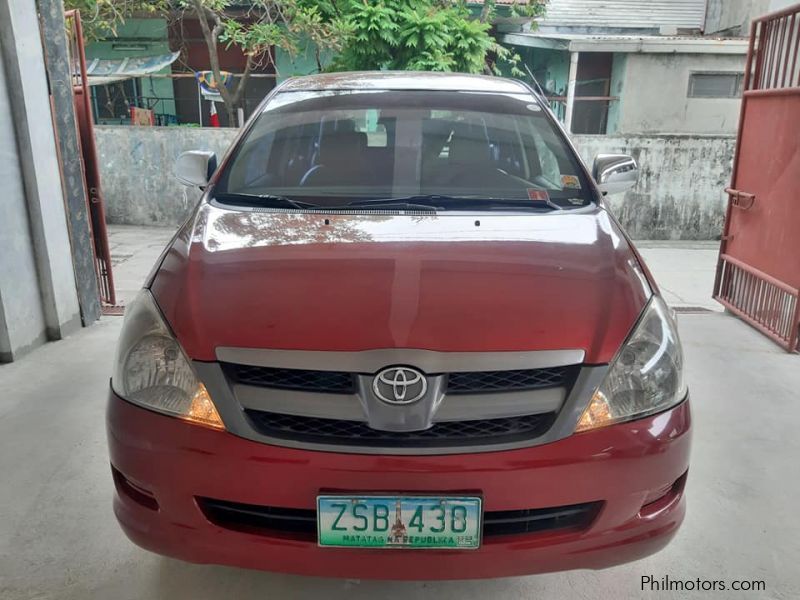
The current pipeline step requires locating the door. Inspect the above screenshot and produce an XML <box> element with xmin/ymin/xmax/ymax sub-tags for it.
<box><xmin>713</xmin><ymin>3</ymin><xmax>800</xmax><ymax>352</ymax></box>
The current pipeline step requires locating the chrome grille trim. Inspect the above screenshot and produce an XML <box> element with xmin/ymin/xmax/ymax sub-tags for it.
<box><xmin>233</xmin><ymin>383</ymin><xmax>565</xmax><ymax>422</ymax></box>
<box><xmin>234</xmin><ymin>385</ymin><xmax>366</xmax><ymax>420</ymax></box>
<box><xmin>193</xmin><ymin>358</ymin><xmax>608</xmax><ymax>455</ymax></box>
<box><xmin>215</xmin><ymin>347</ymin><xmax>585</xmax><ymax>373</ymax></box>
<box><xmin>435</xmin><ymin>388</ymin><xmax>564</xmax><ymax>421</ymax></box>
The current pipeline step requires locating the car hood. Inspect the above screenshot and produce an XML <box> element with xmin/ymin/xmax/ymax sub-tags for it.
<box><xmin>151</xmin><ymin>202</ymin><xmax>651</xmax><ymax>363</ymax></box>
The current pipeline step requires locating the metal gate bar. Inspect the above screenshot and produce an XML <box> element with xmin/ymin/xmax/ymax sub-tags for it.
<box><xmin>65</xmin><ymin>10</ymin><xmax>117</xmax><ymax>307</ymax></box>
<box><xmin>713</xmin><ymin>3</ymin><xmax>800</xmax><ymax>352</ymax></box>
<box><xmin>717</xmin><ymin>255</ymin><xmax>800</xmax><ymax>350</ymax></box>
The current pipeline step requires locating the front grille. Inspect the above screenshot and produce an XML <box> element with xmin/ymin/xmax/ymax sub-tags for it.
<box><xmin>224</xmin><ymin>362</ymin><xmax>574</xmax><ymax>395</ymax></box>
<box><xmin>447</xmin><ymin>366</ymin><xmax>572</xmax><ymax>394</ymax></box>
<box><xmin>200</xmin><ymin>499</ymin><xmax>316</xmax><ymax>538</ymax></box>
<box><xmin>245</xmin><ymin>410</ymin><xmax>555</xmax><ymax>448</ymax></box>
<box><xmin>198</xmin><ymin>497</ymin><xmax>601</xmax><ymax>540</ymax></box>
<box><xmin>482</xmin><ymin>504</ymin><xmax>600</xmax><ymax>537</ymax></box>
<box><xmin>225</xmin><ymin>364</ymin><xmax>355</xmax><ymax>394</ymax></box>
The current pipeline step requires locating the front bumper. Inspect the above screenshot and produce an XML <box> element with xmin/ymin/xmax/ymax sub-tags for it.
<box><xmin>107</xmin><ymin>390</ymin><xmax>691</xmax><ymax>580</ymax></box>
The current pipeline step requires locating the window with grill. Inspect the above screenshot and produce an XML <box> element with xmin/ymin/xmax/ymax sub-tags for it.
<box><xmin>688</xmin><ymin>73</ymin><xmax>745</xmax><ymax>98</ymax></box>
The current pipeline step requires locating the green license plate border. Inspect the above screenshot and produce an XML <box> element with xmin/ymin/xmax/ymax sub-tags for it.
<box><xmin>316</xmin><ymin>494</ymin><xmax>484</xmax><ymax>550</ymax></box>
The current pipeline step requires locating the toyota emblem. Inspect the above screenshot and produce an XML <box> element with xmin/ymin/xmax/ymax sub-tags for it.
<box><xmin>372</xmin><ymin>367</ymin><xmax>427</xmax><ymax>405</ymax></box>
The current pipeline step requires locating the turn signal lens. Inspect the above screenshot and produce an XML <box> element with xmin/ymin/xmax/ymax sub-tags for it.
<box><xmin>184</xmin><ymin>383</ymin><xmax>225</xmax><ymax>430</ymax></box>
<box><xmin>575</xmin><ymin>389</ymin><xmax>614</xmax><ymax>432</ymax></box>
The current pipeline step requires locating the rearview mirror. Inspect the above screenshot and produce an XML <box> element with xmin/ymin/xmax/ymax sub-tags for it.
<box><xmin>592</xmin><ymin>154</ymin><xmax>639</xmax><ymax>195</ymax></box>
<box><xmin>174</xmin><ymin>150</ymin><xmax>217</xmax><ymax>188</ymax></box>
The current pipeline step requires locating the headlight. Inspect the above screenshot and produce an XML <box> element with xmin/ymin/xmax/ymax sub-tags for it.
<box><xmin>576</xmin><ymin>296</ymin><xmax>686</xmax><ymax>432</ymax></box>
<box><xmin>112</xmin><ymin>290</ymin><xmax>224</xmax><ymax>430</ymax></box>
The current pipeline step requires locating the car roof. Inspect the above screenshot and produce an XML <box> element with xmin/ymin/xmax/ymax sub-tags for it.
<box><xmin>278</xmin><ymin>71</ymin><xmax>531</xmax><ymax>94</ymax></box>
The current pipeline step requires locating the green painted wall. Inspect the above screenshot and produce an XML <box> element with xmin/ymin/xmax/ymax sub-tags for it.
<box><xmin>528</xmin><ymin>47</ymin><xmax>569</xmax><ymax>96</ymax></box>
<box><xmin>500</xmin><ymin>44</ymin><xmax>570</xmax><ymax>96</ymax></box>
<box><xmin>85</xmin><ymin>18</ymin><xmax>176</xmax><ymax>123</ymax></box>
<box><xmin>275</xmin><ymin>36</ymin><xmax>335</xmax><ymax>82</ymax></box>
<box><xmin>606</xmin><ymin>53</ymin><xmax>626</xmax><ymax>134</ymax></box>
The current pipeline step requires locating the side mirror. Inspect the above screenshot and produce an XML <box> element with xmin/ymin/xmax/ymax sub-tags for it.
<box><xmin>592</xmin><ymin>153</ymin><xmax>639</xmax><ymax>195</ymax></box>
<box><xmin>174</xmin><ymin>150</ymin><xmax>217</xmax><ymax>188</ymax></box>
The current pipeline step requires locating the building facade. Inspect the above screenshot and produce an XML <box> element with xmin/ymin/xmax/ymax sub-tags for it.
<box><xmin>85</xmin><ymin>15</ymin><xmax>277</xmax><ymax>127</ymax></box>
<box><xmin>499</xmin><ymin>0</ymin><xmax>753</xmax><ymax>135</ymax></box>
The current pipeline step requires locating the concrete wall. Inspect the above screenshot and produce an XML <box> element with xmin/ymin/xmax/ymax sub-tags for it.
<box><xmin>0</xmin><ymin>0</ymin><xmax>82</xmax><ymax>361</ymax></box>
<box><xmin>572</xmin><ymin>134</ymin><xmax>735</xmax><ymax>239</ymax></box>
<box><xmin>770</xmin><ymin>0</ymin><xmax>797</xmax><ymax>10</ymax></box>
<box><xmin>705</xmin><ymin>0</ymin><xmax>795</xmax><ymax>35</ymax></box>
<box><xmin>617</xmin><ymin>53</ymin><xmax>746</xmax><ymax>134</ymax></box>
<box><xmin>0</xmin><ymin>54</ymin><xmax>46</xmax><ymax>359</ymax></box>
<box><xmin>95</xmin><ymin>126</ymin><xmax>238</xmax><ymax>225</ymax></box>
<box><xmin>95</xmin><ymin>126</ymin><xmax>734</xmax><ymax>240</ymax></box>
<box><xmin>705</xmin><ymin>0</ymin><xmax>771</xmax><ymax>35</ymax></box>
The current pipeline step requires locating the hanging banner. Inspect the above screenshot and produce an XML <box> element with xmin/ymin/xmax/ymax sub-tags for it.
<box><xmin>195</xmin><ymin>70</ymin><xmax>233</xmax><ymax>101</ymax></box>
<box><xmin>130</xmin><ymin>106</ymin><xmax>155</xmax><ymax>126</ymax></box>
<box><xmin>209</xmin><ymin>102</ymin><xmax>220</xmax><ymax>127</ymax></box>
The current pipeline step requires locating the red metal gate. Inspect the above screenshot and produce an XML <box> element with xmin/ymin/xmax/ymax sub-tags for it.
<box><xmin>65</xmin><ymin>10</ymin><xmax>117</xmax><ymax>307</ymax></box>
<box><xmin>713</xmin><ymin>3</ymin><xmax>800</xmax><ymax>352</ymax></box>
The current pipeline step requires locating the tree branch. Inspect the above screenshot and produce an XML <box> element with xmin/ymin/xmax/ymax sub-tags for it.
<box><xmin>190</xmin><ymin>0</ymin><xmax>237</xmax><ymax>122</ymax></box>
<box><xmin>479</xmin><ymin>0</ymin><xmax>494</xmax><ymax>23</ymax></box>
<box><xmin>192</xmin><ymin>0</ymin><xmax>222</xmax><ymax>76</ymax></box>
<box><xmin>230</xmin><ymin>53</ymin><xmax>255</xmax><ymax>108</ymax></box>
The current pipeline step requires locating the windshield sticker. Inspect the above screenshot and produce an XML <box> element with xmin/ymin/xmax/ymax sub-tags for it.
<box><xmin>566</xmin><ymin>197</ymin><xmax>584</xmax><ymax>205</ymax></box>
<box><xmin>561</xmin><ymin>174</ymin><xmax>581</xmax><ymax>189</ymax></box>
<box><xmin>526</xmin><ymin>103</ymin><xmax>542</xmax><ymax>112</ymax></box>
<box><xmin>527</xmin><ymin>189</ymin><xmax>550</xmax><ymax>201</ymax></box>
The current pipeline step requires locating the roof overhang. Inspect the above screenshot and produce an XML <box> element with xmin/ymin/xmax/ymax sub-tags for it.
<box><xmin>501</xmin><ymin>33</ymin><xmax>749</xmax><ymax>54</ymax></box>
<box><xmin>86</xmin><ymin>51</ymin><xmax>180</xmax><ymax>86</ymax></box>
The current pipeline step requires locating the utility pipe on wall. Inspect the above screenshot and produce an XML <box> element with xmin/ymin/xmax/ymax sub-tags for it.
<box><xmin>565</xmin><ymin>51</ymin><xmax>579</xmax><ymax>134</ymax></box>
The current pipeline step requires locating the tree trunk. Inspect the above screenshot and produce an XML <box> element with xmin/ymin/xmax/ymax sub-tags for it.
<box><xmin>189</xmin><ymin>1</ymin><xmax>257</xmax><ymax>128</ymax></box>
<box><xmin>191</xmin><ymin>0</ymin><xmax>235</xmax><ymax>126</ymax></box>
<box><xmin>479</xmin><ymin>0</ymin><xmax>494</xmax><ymax>23</ymax></box>
<box><xmin>223</xmin><ymin>102</ymin><xmax>236</xmax><ymax>127</ymax></box>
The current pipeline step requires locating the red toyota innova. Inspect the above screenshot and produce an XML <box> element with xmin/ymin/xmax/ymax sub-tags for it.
<box><xmin>107</xmin><ymin>72</ymin><xmax>690</xmax><ymax>579</ymax></box>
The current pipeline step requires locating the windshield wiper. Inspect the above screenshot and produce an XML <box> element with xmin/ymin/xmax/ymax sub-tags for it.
<box><xmin>338</xmin><ymin>196</ymin><xmax>453</xmax><ymax>211</ymax></box>
<box><xmin>347</xmin><ymin>194</ymin><xmax>563</xmax><ymax>212</ymax></box>
<box><xmin>213</xmin><ymin>192</ymin><xmax>568</xmax><ymax>212</ymax></box>
<box><xmin>476</xmin><ymin>198</ymin><xmax>564</xmax><ymax>211</ymax></box>
<box><xmin>213</xmin><ymin>192</ymin><xmax>319</xmax><ymax>210</ymax></box>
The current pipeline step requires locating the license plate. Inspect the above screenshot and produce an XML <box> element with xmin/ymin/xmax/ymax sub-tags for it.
<box><xmin>317</xmin><ymin>495</ymin><xmax>482</xmax><ymax>549</ymax></box>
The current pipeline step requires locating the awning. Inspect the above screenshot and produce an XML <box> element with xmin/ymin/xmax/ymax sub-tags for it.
<box><xmin>86</xmin><ymin>52</ymin><xmax>180</xmax><ymax>86</ymax></box>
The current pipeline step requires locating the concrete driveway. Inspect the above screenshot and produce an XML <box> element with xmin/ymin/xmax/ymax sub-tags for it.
<box><xmin>0</xmin><ymin>227</ymin><xmax>797</xmax><ymax>599</ymax></box>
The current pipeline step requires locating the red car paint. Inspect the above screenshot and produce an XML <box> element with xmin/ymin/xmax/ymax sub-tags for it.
<box><xmin>109</xmin><ymin>72</ymin><xmax>691</xmax><ymax>578</ymax></box>
<box><xmin>108</xmin><ymin>392</ymin><xmax>690</xmax><ymax>580</ymax></box>
<box><xmin>152</xmin><ymin>205</ymin><xmax>650</xmax><ymax>363</ymax></box>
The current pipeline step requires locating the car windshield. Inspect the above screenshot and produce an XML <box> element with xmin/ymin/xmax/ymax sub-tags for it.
<box><xmin>215</xmin><ymin>89</ymin><xmax>594</xmax><ymax>210</ymax></box>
